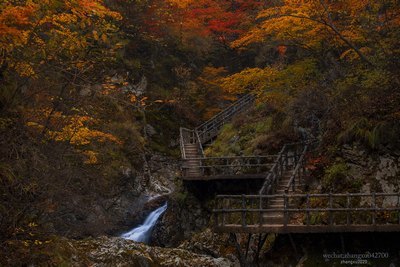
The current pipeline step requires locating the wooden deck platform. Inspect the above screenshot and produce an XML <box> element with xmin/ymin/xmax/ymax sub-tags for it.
<box><xmin>213</xmin><ymin>193</ymin><xmax>400</xmax><ymax>234</ymax></box>
<box><xmin>214</xmin><ymin>224</ymin><xmax>400</xmax><ymax>234</ymax></box>
<box><xmin>179</xmin><ymin>96</ymin><xmax>400</xmax><ymax>236</ymax></box>
<box><xmin>182</xmin><ymin>174</ymin><xmax>267</xmax><ymax>181</ymax></box>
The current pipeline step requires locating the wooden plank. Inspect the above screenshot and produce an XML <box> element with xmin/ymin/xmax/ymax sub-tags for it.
<box><xmin>214</xmin><ymin>224</ymin><xmax>400</xmax><ymax>234</ymax></box>
<box><xmin>182</xmin><ymin>174</ymin><xmax>267</xmax><ymax>180</ymax></box>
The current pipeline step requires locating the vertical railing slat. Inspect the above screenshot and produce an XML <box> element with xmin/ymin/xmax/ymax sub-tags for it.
<box><xmin>259</xmin><ymin>195</ymin><xmax>263</xmax><ymax>226</ymax></box>
<box><xmin>372</xmin><ymin>192</ymin><xmax>376</xmax><ymax>226</ymax></box>
<box><xmin>346</xmin><ymin>193</ymin><xmax>350</xmax><ymax>226</ymax></box>
<box><xmin>242</xmin><ymin>195</ymin><xmax>246</xmax><ymax>227</ymax></box>
<box><xmin>329</xmin><ymin>193</ymin><xmax>333</xmax><ymax>226</ymax></box>
<box><xmin>284</xmin><ymin>194</ymin><xmax>288</xmax><ymax>226</ymax></box>
<box><xmin>306</xmin><ymin>194</ymin><xmax>310</xmax><ymax>226</ymax></box>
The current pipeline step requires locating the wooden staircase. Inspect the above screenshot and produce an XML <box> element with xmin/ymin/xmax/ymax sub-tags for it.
<box><xmin>263</xmin><ymin>170</ymin><xmax>305</xmax><ymax>224</ymax></box>
<box><xmin>180</xmin><ymin>94</ymin><xmax>255</xmax><ymax>179</ymax></box>
<box><xmin>183</xmin><ymin>143</ymin><xmax>202</xmax><ymax>177</ymax></box>
<box><xmin>180</xmin><ymin>94</ymin><xmax>255</xmax><ymax>160</ymax></box>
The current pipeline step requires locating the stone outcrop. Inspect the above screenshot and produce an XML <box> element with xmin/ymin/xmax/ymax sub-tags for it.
<box><xmin>151</xmin><ymin>196</ymin><xmax>209</xmax><ymax>247</ymax></box>
<box><xmin>2</xmin><ymin>237</ymin><xmax>235</xmax><ymax>267</ymax></box>
<box><xmin>341</xmin><ymin>144</ymin><xmax>400</xmax><ymax>205</ymax></box>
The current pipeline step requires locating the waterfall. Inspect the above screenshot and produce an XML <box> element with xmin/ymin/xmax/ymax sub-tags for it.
<box><xmin>121</xmin><ymin>202</ymin><xmax>167</xmax><ymax>243</ymax></box>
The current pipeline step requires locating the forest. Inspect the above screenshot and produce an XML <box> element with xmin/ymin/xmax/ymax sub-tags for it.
<box><xmin>1</xmin><ymin>0</ymin><xmax>400</xmax><ymax>266</ymax></box>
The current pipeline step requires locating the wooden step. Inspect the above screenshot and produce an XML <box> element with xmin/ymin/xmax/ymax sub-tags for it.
<box><xmin>268</xmin><ymin>204</ymin><xmax>284</xmax><ymax>209</ymax></box>
<box><xmin>263</xmin><ymin>214</ymin><xmax>284</xmax><ymax>224</ymax></box>
<box><xmin>186</xmin><ymin>172</ymin><xmax>201</xmax><ymax>176</ymax></box>
<box><xmin>185</xmin><ymin>143</ymin><xmax>197</xmax><ymax>146</ymax></box>
<box><xmin>185</xmin><ymin>162</ymin><xmax>201</xmax><ymax>165</ymax></box>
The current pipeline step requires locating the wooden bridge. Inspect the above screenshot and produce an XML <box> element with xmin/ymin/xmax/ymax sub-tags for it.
<box><xmin>179</xmin><ymin>94</ymin><xmax>400</xmax><ymax>234</ymax></box>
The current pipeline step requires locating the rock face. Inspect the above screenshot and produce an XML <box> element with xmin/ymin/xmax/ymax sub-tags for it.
<box><xmin>3</xmin><ymin>237</ymin><xmax>235</xmax><ymax>267</ymax></box>
<box><xmin>341</xmin><ymin>144</ymin><xmax>400</xmax><ymax>204</ymax></box>
<box><xmin>179</xmin><ymin>229</ymin><xmax>240</xmax><ymax>266</ymax></box>
<box><xmin>117</xmin><ymin>154</ymin><xmax>179</xmax><ymax>237</ymax></box>
<box><xmin>151</xmin><ymin>196</ymin><xmax>209</xmax><ymax>247</ymax></box>
<box><xmin>46</xmin><ymin>152</ymin><xmax>179</xmax><ymax>239</ymax></box>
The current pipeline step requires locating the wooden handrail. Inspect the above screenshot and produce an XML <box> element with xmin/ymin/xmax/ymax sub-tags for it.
<box><xmin>179</xmin><ymin>127</ymin><xmax>188</xmax><ymax>159</ymax></box>
<box><xmin>259</xmin><ymin>143</ymin><xmax>291</xmax><ymax>194</ymax></box>
<box><xmin>213</xmin><ymin>192</ymin><xmax>400</xmax><ymax>229</ymax></box>
<box><xmin>216</xmin><ymin>192</ymin><xmax>400</xmax><ymax>198</ymax></box>
<box><xmin>196</xmin><ymin>94</ymin><xmax>254</xmax><ymax>131</ymax></box>
<box><xmin>180</xmin><ymin>94</ymin><xmax>255</xmax><ymax>162</ymax></box>
<box><xmin>182</xmin><ymin>155</ymin><xmax>278</xmax><ymax>160</ymax></box>
<box><xmin>285</xmin><ymin>144</ymin><xmax>308</xmax><ymax>193</ymax></box>
<box><xmin>196</xmin><ymin>94</ymin><xmax>255</xmax><ymax>144</ymax></box>
<box><xmin>195</xmin><ymin>130</ymin><xmax>205</xmax><ymax>157</ymax></box>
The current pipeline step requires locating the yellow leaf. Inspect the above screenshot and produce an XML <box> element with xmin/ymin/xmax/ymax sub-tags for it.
<box><xmin>93</xmin><ymin>30</ymin><xmax>99</xmax><ymax>41</ymax></box>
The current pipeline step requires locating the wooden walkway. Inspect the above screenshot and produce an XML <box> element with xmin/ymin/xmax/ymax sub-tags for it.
<box><xmin>213</xmin><ymin>193</ymin><xmax>400</xmax><ymax>233</ymax></box>
<box><xmin>180</xmin><ymin>94</ymin><xmax>257</xmax><ymax>180</ymax></box>
<box><xmin>179</xmin><ymin>94</ymin><xmax>400</xmax><ymax>234</ymax></box>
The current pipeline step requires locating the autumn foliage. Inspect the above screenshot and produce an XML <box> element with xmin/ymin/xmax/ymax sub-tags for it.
<box><xmin>0</xmin><ymin>0</ymin><xmax>400</xmax><ymax>262</ymax></box>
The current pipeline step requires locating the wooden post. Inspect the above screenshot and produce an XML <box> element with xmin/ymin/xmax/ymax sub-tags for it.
<box><xmin>302</xmin><ymin>152</ymin><xmax>306</xmax><ymax>176</ymax></box>
<box><xmin>288</xmin><ymin>234</ymin><xmax>299</xmax><ymax>259</ymax></box>
<box><xmin>346</xmin><ymin>193</ymin><xmax>350</xmax><ymax>225</ymax></box>
<box><xmin>372</xmin><ymin>192</ymin><xmax>376</xmax><ymax>225</ymax></box>
<box><xmin>292</xmin><ymin>173</ymin><xmax>296</xmax><ymax>192</ymax></box>
<box><xmin>242</xmin><ymin>195</ymin><xmax>246</xmax><ymax>227</ymax></box>
<box><xmin>306</xmin><ymin>194</ymin><xmax>310</xmax><ymax>226</ymax></box>
<box><xmin>215</xmin><ymin>210</ymin><xmax>219</xmax><ymax>228</ymax></box>
<box><xmin>284</xmin><ymin>194</ymin><xmax>288</xmax><ymax>226</ymax></box>
<box><xmin>230</xmin><ymin>233</ymin><xmax>247</xmax><ymax>267</ymax></box>
<box><xmin>214</xmin><ymin>198</ymin><xmax>219</xmax><ymax>228</ymax></box>
<box><xmin>398</xmin><ymin>193</ymin><xmax>400</xmax><ymax>225</ymax></box>
<box><xmin>285</xmin><ymin>150</ymin><xmax>289</xmax><ymax>169</ymax></box>
<box><xmin>340</xmin><ymin>234</ymin><xmax>345</xmax><ymax>254</ymax></box>
<box><xmin>222</xmin><ymin>198</ymin><xmax>226</xmax><ymax>226</ymax></box>
<box><xmin>255</xmin><ymin>234</ymin><xmax>269</xmax><ymax>262</ymax></box>
<box><xmin>245</xmin><ymin>234</ymin><xmax>252</xmax><ymax>259</ymax></box>
<box><xmin>329</xmin><ymin>193</ymin><xmax>333</xmax><ymax>226</ymax></box>
<box><xmin>259</xmin><ymin>195</ymin><xmax>263</xmax><ymax>226</ymax></box>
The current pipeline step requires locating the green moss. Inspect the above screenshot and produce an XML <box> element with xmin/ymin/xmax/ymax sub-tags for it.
<box><xmin>205</xmin><ymin>114</ymin><xmax>278</xmax><ymax>157</ymax></box>
<box><xmin>321</xmin><ymin>162</ymin><xmax>349</xmax><ymax>191</ymax></box>
<box><xmin>321</xmin><ymin>162</ymin><xmax>363</xmax><ymax>192</ymax></box>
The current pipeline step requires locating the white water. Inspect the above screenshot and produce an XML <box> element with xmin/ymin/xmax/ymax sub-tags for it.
<box><xmin>121</xmin><ymin>203</ymin><xmax>167</xmax><ymax>243</ymax></box>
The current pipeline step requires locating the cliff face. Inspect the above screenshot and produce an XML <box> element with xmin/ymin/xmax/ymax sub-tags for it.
<box><xmin>319</xmin><ymin>144</ymin><xmax>400</xmax><ymax>196</ymax></box>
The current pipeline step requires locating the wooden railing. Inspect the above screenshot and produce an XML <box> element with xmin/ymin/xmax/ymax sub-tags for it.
<box><xmin>259</xmin><ymin>142</ymin><xmax>305</xmax><ymax>194</ymax></box>
<box><xmin>179</xmin><ymin>127</ymin><xmax>204</xmax><ymax>159</ymax></box>
<box><xmin>213</xmin><ymin>193</ymin><xmax>400</xmax><ymax>232</ymax></box>
<box><xmin>179</xmin><ymin>94</ymin><xmax>254</xmax><ymax>161</ymax></box>
<box><xmin>182</xmin><ymin>155</ymin><xmax>277</xmax><ymax>178</ymax></box>
<box><xmin>285</xmin><ymin>144</ymin><xmax>308</xmax><ymax>193</ymax></box>
<box><xmin>196</xmin><ymin>94</ymin><xmax>255</xmax><ymax>144</ymax></box>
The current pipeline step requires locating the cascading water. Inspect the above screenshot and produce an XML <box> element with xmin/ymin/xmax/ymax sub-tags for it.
<box><xmin>121</xmin><ymin>202</ymin><xmax>167</xmax><ymax>243</ymax></box>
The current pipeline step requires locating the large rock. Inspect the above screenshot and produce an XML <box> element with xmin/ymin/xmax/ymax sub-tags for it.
<box><xmin>340</xmin><ymin>144</ymin><xmax>400</xmax><ymax>205</ymax></box>
<box><xmin>2</xmin><ymin>236</ymin><xmax>235</xmax><ymax>266</ymax></box>
<box><xmin>151</xmin><ymin>196</ymin><xmax>209</xmax><ymax>247</ymax></box>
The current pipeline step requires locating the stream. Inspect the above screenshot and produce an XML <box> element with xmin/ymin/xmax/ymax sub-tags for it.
<box><xmin>120</xmin><ymin>202</ymin><xmax>168</xmax><ymax>243</ymax></box>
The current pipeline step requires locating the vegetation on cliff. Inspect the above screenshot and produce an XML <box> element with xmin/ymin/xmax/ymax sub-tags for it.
<box><xmin>1</xmin><ymin>0</ymin><xmax>399</xmax><ymax>265</ymax></box>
